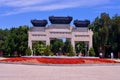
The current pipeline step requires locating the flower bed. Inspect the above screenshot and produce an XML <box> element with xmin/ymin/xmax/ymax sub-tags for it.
<box><xmin>0</xmin><ymin>57</ymin><xmax>119</xmax><ymax>64</ymax></box>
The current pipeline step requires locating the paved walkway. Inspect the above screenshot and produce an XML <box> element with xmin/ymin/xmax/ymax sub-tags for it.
<box><xmin>0</xmin><ymin>57</ymin><xmax>8</xmax><ymax>60</ymax></box>
<box><xmin>0</xmin><ymin>63</ymin><xmax>120</xmax><ymax>80</ymax></box>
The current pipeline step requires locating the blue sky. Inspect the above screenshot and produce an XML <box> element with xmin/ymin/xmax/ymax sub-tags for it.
<box><xmin>0</xmin><ymin>0</ymin><xmax>120</xmax><ymax>29</ymax></box>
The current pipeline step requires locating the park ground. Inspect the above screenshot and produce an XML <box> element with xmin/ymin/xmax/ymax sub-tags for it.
<box><xmin>0</xmin><ymin>57</ymin><xmax>120</xmax><ymax>80</ymax></box>
<box><xmin>0</xmin><ymin>63</ymin><xmax>120</xmax><ymax>80</ymax></box>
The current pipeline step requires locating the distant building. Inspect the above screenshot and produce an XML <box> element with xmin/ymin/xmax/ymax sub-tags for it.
<box><xmin>28</xmin><ymin>16</ymin><xmax>93</xmax><ymax>55</ymax></box>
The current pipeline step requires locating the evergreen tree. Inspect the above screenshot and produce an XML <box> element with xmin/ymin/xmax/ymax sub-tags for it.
<box><xmin>25</xmin><ymin>47</ymin><xmax>32</xmax><ymax>56</ymax></box>
<box><xmin>50</xmin><ymin>39</ymin><xmax>64</xmax><ymax>54</ymax></box>
<box><xmin>89</xmin><ymin>48</ymin><xmax>95</xmax><ymax>56</ymax></box>
<box><xmin>32</xmin><ymin>41</ymin><xmax>46</xmax><ymax>55</ymax></box>
<box><xmin>44</xmin><ymin>45</ymin><xmax>53</xmax><ymax>56</ymax></box>
<box><xmin>63</xmin><ymin>40</ymin><xmax>75</xmax><ymax>56</ymax></box>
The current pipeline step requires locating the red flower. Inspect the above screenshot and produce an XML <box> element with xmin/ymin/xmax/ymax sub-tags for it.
<box><xmin>0</xmin><ymin>57</ymin><xmax>119</xmax><ymax>64</ymax></box>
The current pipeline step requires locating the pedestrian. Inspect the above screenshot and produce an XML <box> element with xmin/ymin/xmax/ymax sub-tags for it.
<box><xmin>111</xmin><ymin>52</ymin><xmax>114</xmax><ymax>59</ymax></box>
<box><xmin>99</xmin><ymin>52</ymin><xmax>102</xmax><ymax>58</ymax></box>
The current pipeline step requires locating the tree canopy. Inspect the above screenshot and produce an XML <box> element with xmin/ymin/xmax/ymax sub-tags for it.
<box><xmin>89</xmin><ymin>13</ymin><xmax>120</xmax><ymax>58</ymax></box>
<box><xmin>0</xmin><ymin>26</ymin><xmax>29</xmax><ymax>56</ymax></box>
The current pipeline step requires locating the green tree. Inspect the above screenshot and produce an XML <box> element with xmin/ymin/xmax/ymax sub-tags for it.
<box><xmin>63</xmin><ymin>40</ymin><xmax>75</xmax><ymax>56</ymax></box>
<box><xmin>44</xmin><ymin>45</ymin><xmax>53</xmax><ymax>56</ymax></box>
<box><xmin>25</xmin><ymin>47</ymin><xmax>32</xmax><ymax>56</ymax></box>
<box><xmin>3</xmin><ymin>26</ymin><xmax>29</xmax><ymax>56</ymax></box>
<box><xmin>75</xmin><ymin>42</ymin><xmax>85</xmax><ymax>54</ymax></box>
<box><xmin>50</xmin><ymin>39</ymin><xmax>64</xmax><ymax>54</ymax></box>
<box><xmin>90</xmin><ymin>12</ymin><xmax>111</xmax><ymax>57</ymax></box>
<box><xmin>32</xmin><ymin>41</ymin><xmax>46</xmax><ymax>55</ymax></box>
<box><xmin>89</xmin><ymin>48</ymin><xmax>95</xmax><ymax>56</ymax></box>
<box><xmin>67</xmin><ymin>44</ymin><xmax>75</xmax><ymax>56</ymax></box>
<box><xmin>0</xmin><ymin>29</ymin><xmax>5</xmax><ymax>50</ymax></box>
<box><xmin>63</xmin><ymin>40</ymin><xmax>71</xmax><ymax>53</ymax></box>
<box><xmin>111</xmin><ymin>14</ymin><xmax>120</xmax><ymax>57</ymax></box>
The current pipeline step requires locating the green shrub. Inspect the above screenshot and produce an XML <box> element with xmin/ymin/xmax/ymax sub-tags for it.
<box><xmin>25</xmin><ymin>47</ymin><xmax>32</xmax><ymax>56</ymax></box>
<box><xmin>44</xmin><ymin>45</ymin><xmax>53</xmax><ymax>56</ymax></box>
<box><xmin>89</xmin><ymin>48</ymin><xmax>95</xmax><ymax>56</ymax></box>
<box><xmin>67</xmin><ymin>52</ymin><xmax>75</xmax><ymax>56</ymax></box>
<box><xmin>67</xmin><ymin>44</ymin><xmax>75</xmax><ymax>56</ymax></box>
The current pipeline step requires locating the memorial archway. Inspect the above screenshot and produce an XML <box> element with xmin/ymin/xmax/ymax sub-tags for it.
<box><xmin>28</xmin><ymin>16</ymin><xmax>93</xmax><ymax>56</ymax></box>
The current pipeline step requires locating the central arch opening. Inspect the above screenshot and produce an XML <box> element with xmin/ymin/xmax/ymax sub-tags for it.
<box><xmin>50</xmin><ymin>38</ymin><xmax>69</xmax><ymax>56</ymax></box>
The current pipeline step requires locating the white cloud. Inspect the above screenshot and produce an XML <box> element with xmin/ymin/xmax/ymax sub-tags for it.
<box><xmin>100</xmin><ymin>6</ymin><xmax>120</xmax><ymax>9</ymax></box>
<box><xmin>0</xmin><ymin>0</ymin><xmax>54</xmax><ymax>7</ymax></box>
<box><xmin>93</xmin><ymin>5</ymin><xmax>120</xmax><ymax>14</ymax></box>
<box><xmin>0</xmin><ymin>0</ymin><xmax>110</xmax><ymax>16</ymax></box>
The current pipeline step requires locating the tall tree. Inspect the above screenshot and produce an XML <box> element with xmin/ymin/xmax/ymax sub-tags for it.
<box><xmin>50</xmin><ymin>39</ymin><xmax>64</xmax><ymax>54</ymax></box>
<box><xmin>90</xmin><ymin>13</ymin><xmax>111</xmax><ymax>57</ymax></box>
<box><xmin>3</xmin><ymin>26</ymin><xmax>29</xmax><ymax>56</ymax></box>
<box><xmin>75</xmin><ymin>42</ymin><xmax>85</xmax><ymax>54</ymax></box>
<box><xmin>32</xmin><ymin>41</ymin><xmax>46</xmax><ymax>55</ymax></box>
<box><xmin>111</xmin><ymin>14</ymin><xmax>120</xmax><ymax>57</ymax></box>
<box><xmin>63</xmin><ymin>40</ymin><xmax>71</xmax><ymax>53</ymax></box>
<box><xmin>63</xmin><ymin>40</ymin><xmax>75</xmax><ymax>56</ymax></box>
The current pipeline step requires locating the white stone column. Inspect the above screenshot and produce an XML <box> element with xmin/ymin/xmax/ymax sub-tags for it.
<box><xmin>28</xmin><ymin>40</ymin><xmax>32</xmax><ymax>50</ymax></box>
<box><xmin>45</xmin><ymin>29</ymin><xmax>50</xmax><ymax>46</ymax></box>
<box><xmin>89</xmin><ymin>40</ymin><xmax>92</xmax><ymax>49</ymax></box>
<box><xmin>71</xmin><ymin>39</ymin><xmax>76</xmax><ymax>54</ymax></box>
<box><xmin>71</xmin><ymin>39</ymin><xmax>75</xmax><ymax>49</ymax></box>
<box><xmin>28</xmin><ymin>40</ymin><xmax>33</xmax><ymax>56</ymax></box>
<box><xmin>28</xmin><ymin>32</ymin><xmax>33</xmax><ymax>56</ymax></box>
<box><xmin>46</xmin><ymin>38</ymin><xmax>50</xmax><ymax>46</ymax></box>
<box><xmin>89</xmin><ymin>30</ymin><xmax>93</xmax><ymax>49</ymax></box>
<box><xmin>28</xmin><ymin>32</ymin><xmax>31</xmax><ymax>49</ymax></box>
